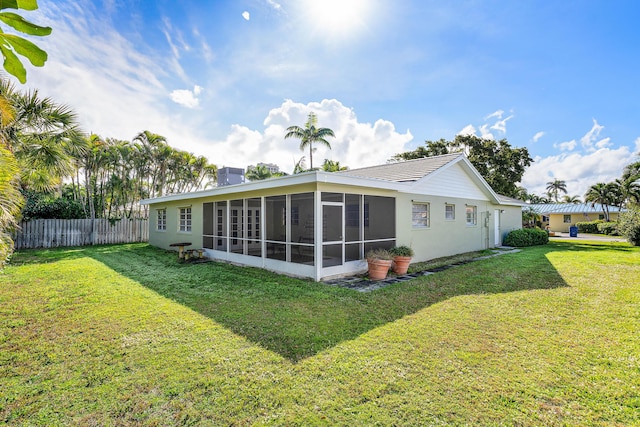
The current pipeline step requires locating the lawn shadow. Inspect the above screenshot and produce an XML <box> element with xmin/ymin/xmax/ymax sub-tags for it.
<box><xmin>68</xmin><ymin>242</ymin><xmax>602</xmax><ymax>362</ymax></box>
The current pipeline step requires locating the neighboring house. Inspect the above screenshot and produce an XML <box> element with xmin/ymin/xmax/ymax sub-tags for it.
<box><xmin>141</xmin><ymin>153</ymin><xmax>524</xmax><ymax>281</ymax></box>
<box><xmin>529</xmin><ymin>203</ymin><xmax>625</xmax><ymax>232</ymax></box>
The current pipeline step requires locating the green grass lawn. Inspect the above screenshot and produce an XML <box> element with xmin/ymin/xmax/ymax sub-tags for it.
<box><xmin>1</xmin><ymin>241</ymin><xmax>638</xmax><ymax>426</ymax></box>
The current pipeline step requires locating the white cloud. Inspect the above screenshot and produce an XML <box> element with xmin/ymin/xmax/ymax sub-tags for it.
<box><xmin>170</xmin><ymin>85</ymin><xmax>203</xmax><ymax>108</ymax></box>
<box><xmin>531</xmin><ymin>131</ymin><xmax>545</xmax><ymax>143</ymax></box>
<box><xmin>242</xmin><ymin>11</ymin><xmax>250</xmax><ymax>20</ymax></box>
<box><xmin>24</xmin><ymin>1</ymin><xmax>175</xmax><ymax>139</ymax></box>
<box><xmin>484</xmin><ymin>110</ymin><xmax>504</xmax><ymax>120</ymax></box>
<box><xmin>580</xmin><ymin>119</ymin><xmax>605</xmax><ymax>151</ymax></box>
<box><xmin>162</xmin><ymin>17</ymin><xmax>190</xmax><ymax>59</ymax></box>
<box><xmin>267</xmin><ymin>0</ymin><xmax>282</xmax><ymax>10</ymax></box>
<box><xmin>522</xmin><ymin>146</ymin><xmax>635</xmax><ymax>198</ymax></box>
<box><xmin>490</xmin><ymin>114</ymin><xmax>514</xmax><ymax>134</ymax></box>
<box><xmin>193</xmin><ymin>27</ymin><xmax>215</xmax><ymax>63</ymax></box>
<box><xmin>595</xmin><ymin>137</ymin><xmax>612</xmax><ymax>149</ymax></box>
<box><xmin>211</xmin><ymin>99</ymin><xmax>414</xmax><ymax>173</ymax></box>
<box><xmin>479</xmin><ymin>124</ymin><xmax>494</xmax><ymax>140</ymax></box>
<box><xmin>458</xmin><ymin>110</ymin><xmax>512</xmax><ymax>140</ymax></box>
<box><xmin>554</xmin><ymin>139</ymin><xmax>577</xmax><ymax>151</ymax></box>
<box><xmin>457</xmin><ymin>124</ymin><xmax>476</xmax><ymax>136</ymax></box>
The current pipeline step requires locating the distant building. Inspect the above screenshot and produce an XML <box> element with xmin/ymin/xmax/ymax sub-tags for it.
<box><xmin>247</xmin><ymin>162</ymin><xmax>280</xmax><ymax>174</ymax></box>
<box><xmin>527</xmin><ymin>203</ymin><xmax>625</xmax><ymax>232</ymax></box>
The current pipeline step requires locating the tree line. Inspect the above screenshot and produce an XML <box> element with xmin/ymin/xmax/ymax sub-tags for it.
<box><xmin>0</xmin><ymin>80</ymin><xmax>217</xmax><ymax>263</ymax></box>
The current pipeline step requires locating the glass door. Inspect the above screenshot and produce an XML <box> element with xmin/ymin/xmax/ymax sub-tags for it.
<box><xmin>322</xmin><ymin>203</ymin><xmax>343</xmax><ymax>267</ymax></box>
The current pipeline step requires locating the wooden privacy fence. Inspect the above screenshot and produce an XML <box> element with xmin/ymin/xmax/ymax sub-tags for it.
<box><xmin>13</xmin><ymin>219</ymin><xmax>149</xmax><ymax>250</ymax></box>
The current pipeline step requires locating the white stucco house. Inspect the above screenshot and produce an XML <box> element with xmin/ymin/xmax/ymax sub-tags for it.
<box><xmin>141</xmin><ymin>153</ymin><xmax>524</xmax><ymax>281</ymax></box>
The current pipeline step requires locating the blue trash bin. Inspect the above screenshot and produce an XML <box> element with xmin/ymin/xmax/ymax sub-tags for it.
<box><xmin>569</xmin><ymin>226</ymin><xmax>578</xmax><ymax>237</ymax></box>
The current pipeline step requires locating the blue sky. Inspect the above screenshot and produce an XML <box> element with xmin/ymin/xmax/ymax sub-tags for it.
<box><xmin>20</xmin><ymin>0</ymin><xmax>640</xmax><ymax>197</ymax></box>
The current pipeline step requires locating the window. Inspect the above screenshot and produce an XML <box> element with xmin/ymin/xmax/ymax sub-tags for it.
<box><xmin>466</xmin><ymin>205</ymin><xmax>477</xmax><ymax>226</ymax></box>
<box><xmin>412</xmin><ymin>203</ymin><xmax>430</xmax><ymax>228</ymax></box>
<box><xmin>445</xmin><ymin>204</ymin><xmax>455</xmax><ymax>220</ymax></box>
<box><xmin>563</xmin><ymin>215</ymin><xmax>572</xmax><ymax>223</ymax></box>
<box><xmin>157</xmin><ymin>209</ymin><xmax>166</xmax><ymax>231</ymax></box>
<box><xmin>179</xmin><ymin>207</ymin><xmax>192</xmax><ymax>232</ymax></box>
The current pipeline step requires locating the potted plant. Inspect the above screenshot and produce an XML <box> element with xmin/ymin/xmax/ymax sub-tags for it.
<box><xmin>389</xmin><ymin>245</ymin><xmax>414</xmax><ymax>275</ymax></box>
<box><xmin>366</xmin><ymin>248</ymin><xmax>393</xmax><ymax>280</ymax></box>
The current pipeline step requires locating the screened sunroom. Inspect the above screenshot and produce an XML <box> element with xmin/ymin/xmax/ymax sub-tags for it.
<box><xmin>200</xmin><ymin>191</ymin><xmax>396</xmax><ymax>280</ymax></box>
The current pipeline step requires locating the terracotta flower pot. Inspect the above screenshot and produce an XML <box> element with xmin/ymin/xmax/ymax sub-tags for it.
<box><xmin>392</xmin><ymin>256</ymin><xmax>412</xmax><ymax>275</ymax></box>
<box><xmin>367</xmin><ymin>258</ymin><xmax>392</xmax><ymax>280</ymax></box>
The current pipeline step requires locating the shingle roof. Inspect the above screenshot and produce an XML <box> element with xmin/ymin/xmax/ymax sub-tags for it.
<box><xmin>528</xmin><ymin>203</ymin><xmax>625</xmax><ymax>214</ymax></box>
<box><xmin>337</xmin><ymin>153</ymin><xmax>462</xmax><ymax>182</ymax></box>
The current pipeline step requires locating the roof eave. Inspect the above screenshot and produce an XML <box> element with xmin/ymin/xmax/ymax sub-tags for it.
<box><xmin>140</xmin><ymin>171</ymin><xmax>408</xmax><ymax>205</ymax></box>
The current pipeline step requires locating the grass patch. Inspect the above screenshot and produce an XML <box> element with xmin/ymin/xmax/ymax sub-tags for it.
<box><xmin>1</xmin><ymin>241</ymin><xmax>638</xmax><ymax>425</ymax></box>
<box><xmin>407</xmin><ymin>248</ymin><xmax>496</xmax><ymax>273</ymax></box>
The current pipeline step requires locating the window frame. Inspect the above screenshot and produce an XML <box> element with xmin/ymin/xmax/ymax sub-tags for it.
<box><xmin>178</xmin><ymin>206</ymin><xmax>192</xmax><ymax>233</ymax></box>
<box><xmin>563</xmin><ymin>214</ymin><xmax>572</xmax><ymax>223</ymax></box>
<box><xmin>465</xmin><ymin>205</ymin><xmax>477</xmax><ymax>226</ymax></box>
<box><xmin>445</xmin><ymin>203</ymin><xmax>455</xmax><ymax>221</ymax></box>
<box><xmin>412</xmin><ymin>202</ymin><xmax>430</xmax><ymax>228</ymax></box>
<box><xmin>156</xmin><ymin>208</ymin><xmax>166</xmax><ymax>231</ymax></box>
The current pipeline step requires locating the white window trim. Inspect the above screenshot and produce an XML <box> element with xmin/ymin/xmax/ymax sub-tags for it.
<box><xmin>156</xmin><ymin>208</ymin><xmax>167</xmax><ymax>232</ymax></box>
<box><xmin>445</xmin><ymin>203</ymin><xmax>455</xmax><ymax>221</ymax></box>
<box><xmin>178</xmin><ymin>206</ymin><xmax>192</xmax><ymax>233</ymax></box>
<box><xmin>412</xmin><ymin>202</ymin><xmax>430</xmax><ymax>228</ymax></box>
<box><xmin>465</xmin><ymin>205</ymin><xmax>477</xmax><ymax>226</ymax></box>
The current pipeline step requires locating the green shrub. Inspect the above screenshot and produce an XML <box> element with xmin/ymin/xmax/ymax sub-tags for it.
<box><xmin>21</xmin><ymin>190</ymin><xmax>85</xmax><ymax>220</ymax></box>
<box><xmin>389</xmin><ymin>245</ymin><xmax>414</xmax><ymax>257</ymax></box>
<box><xmin>504</xmin><ymin>228</ymin><xmax>549</xmax><ymax>247</ymax></box>
<box><xmin>576</xmin><ymin>220</ymin><xmax>605</xmax><ymax>234</ymax></box>
<box><xmin>617</xmin><ymin>207</ymin><xmax>640</xmax><ymax>246</ymax></box>
<box><xmin>597</xmin><ymin>222</ymin><xmax>619</xmax><ymax>236</ymax></box>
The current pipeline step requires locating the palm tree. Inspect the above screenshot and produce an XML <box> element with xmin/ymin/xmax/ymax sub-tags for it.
<box><xmin>546</xmin><ymin>178</ymin><xmax>568</xmax><ymax>202</ymax></box>
<box><xmin>0</xmin><ymin>91</ymin><xmax>21</xmax><ymax>267</ymax></box>
<box><xmin>584</xmin><ymin>182</ymin><xmax>616</xmax><ymax>221</ymax></box>
<box><xmin>321</xmin><ymin>159</ymin><xmax>348</xmax><ymax>172</ymax></box>
<box><xmin>562</xmin><ymin>195</ymin><xmax>581</xmax><ymax>204</ymax></box>
<box><xmin>521</xmin><ymin>206</ymin><xmax>540</xmax><ymax>228</ymax></box>
<box><xmin>0</xmin><ymin>80</ymin><xmax>81</xmax><ymax>192</ymax></box>
<box><xmin>133</xmin><ymin>131</ymin><xmax>168</xmax><ymax>198</ymax></box>
<box><xmin>619</xmin><ymin>162</ymin><xmax>640</xmax><ymax>208</ymax></box>
<box><xmin>246</xmin><ymin>165</ymin><xmax>273</xmax><ymax>181</ymax></box>
<box><xmin>515</xmin><ymin>186</ymin><xmax>529</xmax><ymax>202</ymax></box>
<box><xmin>293</xmin><ymin>156</ymin><xmax>307</xmax><ymax>174</ymax></box>
<box><xmin>284</xmin><ymin>112</ymin><xmax>335</xmax><ymax>170</ymax></box>
<box><xmin>0</xmin><ymin>146</ymin><xmax>23</xmax><ymax>267</ymax></box>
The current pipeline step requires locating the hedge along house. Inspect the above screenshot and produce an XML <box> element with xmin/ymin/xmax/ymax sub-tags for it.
<box><xmin>141</xmin><ymin>153</ymin><xmax>524</xmax><ymax>281</ymax></box>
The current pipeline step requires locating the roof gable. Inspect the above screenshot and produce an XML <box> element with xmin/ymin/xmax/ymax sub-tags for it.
<box><xmin>411</xmin><ymin>161</ymin><xmax>488</xmax><ymax>200</ymax></box>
